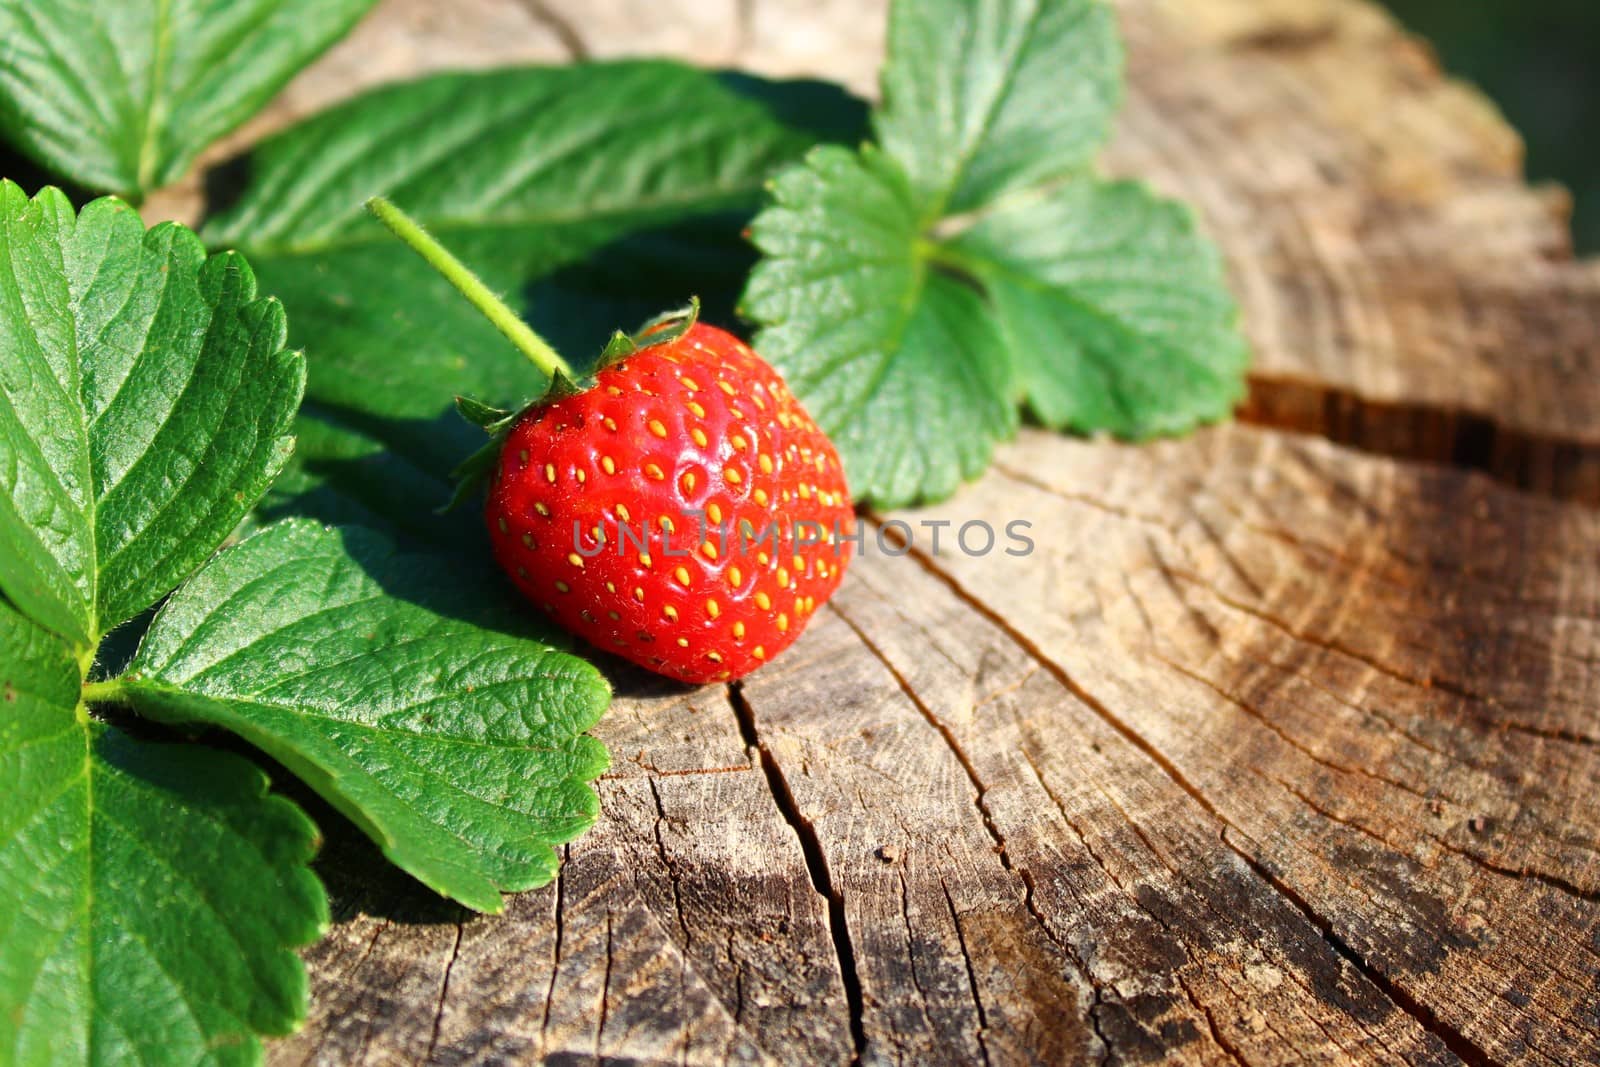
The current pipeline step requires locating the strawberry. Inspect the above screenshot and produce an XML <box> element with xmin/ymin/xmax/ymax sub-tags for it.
<box><xmin>485</xmin><ymin>322</ymin><xmax>853</xmax><ymax>682</ymax></box>
<box><xmin>367</xmin><ymin>197</ymin><xmax>855</xmax><ymax>683</ymax></box>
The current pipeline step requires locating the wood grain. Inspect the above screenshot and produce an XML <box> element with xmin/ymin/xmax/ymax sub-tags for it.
<box><xmin>120</xmin><ymin>0</ymin><xmax>1599</xmax><ymax>1062</ymax></box>
<box><xmin>904</xmin><ymin>427</ymin><xmax>1600</xmax><ymax>1064</ymax></box>
<box><xmin>273</xmin><ymin>419</ymin><xmax>1600</xmax><ymax>1064</ymax></box>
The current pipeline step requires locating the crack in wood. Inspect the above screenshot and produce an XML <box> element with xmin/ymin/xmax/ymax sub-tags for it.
<box><xmin>1151</xmin><ymin>648</ymin><xmax>1434</xmax><ymax>804</ymax></box>
<box><xmin>295</xmin><ymin>918</ymin><xmax>392</xmax><ymax>1065</ymax></box>
<box><xmin>728</xmin><ymin>929</ymin><xmax>746</xmax><ymax>1031</ymax></box>
<box><xmin>1242</xmin><ymin>377</ymin><xmax>1600</xmax><ymax>508</ymax></box>
<box><xmin>892</xmin><ymin>868</ymin><xmax>930</xmax><ymax>1013</ymax></box>
<box><xmin>1210</xmin><ymin>624</ymin><xmax>1599</xmax><ymax>806</ymax></box>
<box><xmin>844</xmin><ymin>539</ymin><xmax>1294</xmax><ymax>1061</ymax></box>
<box><xmin>992</xmin><ymin>461</ymin><xmax>1184</xmax><ymax>537</ymax></box>
<box><xmin>1224</xmin><ymin>19</ymin><xmax>1340</xmax><ymax>54</ymax></box>
<box><xmin>1188</xmin><ymin>504</ymin><xmax>1270</xmax><ymax>601</ymax></box>
<box><xmin>726</xmin><ymin>681</ymin><xmax>868</xmax><ymax>1062</ymax></box>
<box><xmin>1274</xmin><ymin>768</ymin><xmax>1600</xmax><ymax>910</ymax></box>
<box><xmin>826</xmin><ymin>599</ymin><xmax>1010</xmax><ymax>852</ymax></box>
<box><xmin>1177</xmin><ymin>971</ymin><xmax>1250</xmax><ymax>1067</ymax></box>
<box><xmin>1223</xmin><ymin>643</ymin><xmax>1460</xmax><ymax>765</ymax></box>
<box><xmin>424</xmin><ymin>915</ymin><xmax>465</xmax><ymax>1064</ymax></box>
<box><xmin>1013</xmin><ymin>720</ymin><xmax>1280</xmax><ymax>1063</ymax></box>
<box><xmin>1219</xmin><ymin>830</ymin><xmax>1495</xmax><ymax>1067</ymax></box>
<box><xmin>1134</xmin><ymin>530</ymin><xmax>1229</xmax><ymax>648</ymax></box>
<box><xmin>863</xmin><ymin>826</ymin><xmax>925</xmax><ymax>1066</ymax></box>
<box><xmin>597</xmin><ymin>910</ymin><xmax>614</xmax><ymax>1059</ymax></box>
<box><xmin>1005</xmin><ymin>450</ymin><xmax>1597</xmax><ymax>698</ymax></box>
<box><xmin>1003</xmin><ymin>743</ymin><xmax>1120</xmax><ymax>1066</ymax></box>
<box><xmin>1180</xmin><ymin>565</ymin><xmax>1600</xmax><ymax>744</ymax></box>
<box><xmin>1494</xmin><ymin>719</ymin><xmax>1600</xmax><ymax>750</ymax></box>
<box><xmin>540</xmin><ymin>848</ymin><xmax>565</xmax><ymax>1049</ymax></box>
<box><xmin>827</xmin><ymin>598</ymin><xmax>1126</xmax><ymax>1058</ymax></box>
<box><xmin>876</xmin><ymin>523</ymin><xmax>1498</xmax><ymax>1061</ymax></box>
<box><xmin>1203</xmin><ymin>470</ymin><xmax>1600</xmax><ymax>641</ymax></box>
<box><xmin>347</xmin><ymin>917</ymin><xmax>392</xmax><ymax>979</ymax></box>
<box><xmin>647</xmin><ymin>776</ymin><xmax>696</xmax><ymax>949</ymax></box>
<box><xmin>602</xmin><ymin>762</ymin><xmax>754</xmax><ymax>780</ymax></box>
<box><xmin>939</xmin><ymin>877</ymin><xmax>994</xmax><ymax>1067</ymax></box>
<box><xmin>1045</xmin><ymin>473</ymin><xmax>1593</xmax><ymax>760</ymax></box>
<box><xmin>1151</xmin><ymin>628</ymin><xmax>1600</xmax><ymax>901</ymax></box>
<box><xmin>1095</xmin><ymin>775</ymin><xmax>1371</xmax><ymax>1060</ymax></box>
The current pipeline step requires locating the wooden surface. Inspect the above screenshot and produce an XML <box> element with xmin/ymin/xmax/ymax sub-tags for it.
<box><xmin>150</xmin><ymin>0</ymin><xmax>1600</xmax><ymax>1063</ymax></box>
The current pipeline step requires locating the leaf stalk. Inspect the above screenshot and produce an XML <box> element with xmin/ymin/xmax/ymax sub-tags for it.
<box><xmin>365</xmin><ymin>196</ymin><xmax>577</xmax><ymax>382</ymax></box>
<box><xmin>82</xmin><ymin>677</ymin><xmax>126</xmax><ymax>705</ymax></box>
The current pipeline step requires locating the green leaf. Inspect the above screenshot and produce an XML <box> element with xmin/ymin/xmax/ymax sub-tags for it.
<box><xmin>0</xmin><ymin>183</ymin><xmax>304</xmax><ymax>648</ymax></box>
<box><xmin>249</xmin><ymin>404</ymin><xmax>480</xmax><ymax>548</ymax></box>
<box><xmin>742</xmin><ymin>146</ymin><xmax>1016</xmax><ymax>506</ymax></box>
<box><xmin>0</xmin><ymin>599</ymin><xmax>329</xmax><ymax>1067</ymax></box>
<box><xmin>873</xmin><ymin>0</ymin><xmax>1122</xmax><ymax>217</ymax></box>
<box><xmin>199</xmin><ymin>65</ymin><xmax>862</xmax><ymax>543</ymax></box>
<box><xmin>202</xmin><ymin>66</ymin><xmax>864</xmax><ymax>254</ymax></box>
<box><xmin>200</xmin><ymin>64</ymin><xmax>855</xmax><ymax>418</ymax></box>
<box><xmin>0</xmin><ymin>0</ymin><xmax>376</xmax><ymax>196</ymax></box>
<box><xmin>946</xmin><ymin>179</ymin><xmax>1250</xmax><ymax>437</ymax></box>
<box><xmin>121</xmin><ymin>520</ymin><xmax>611</xmax><ymax>913</ymax></box>
<box><xmin>742</xmin><ymin>0</ymin><xmax>1249</xmax><ymax>506</ymax></box>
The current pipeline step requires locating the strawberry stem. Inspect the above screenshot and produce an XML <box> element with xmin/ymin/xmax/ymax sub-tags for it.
<box><xmin>365</xmin><ymin>196</ymin><xmax>577</xmax><ymax>383</ymax></box>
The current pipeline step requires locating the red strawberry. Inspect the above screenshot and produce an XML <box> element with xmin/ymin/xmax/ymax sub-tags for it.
<box><xmin>486</xmin><ymin>322</ymin><xmax>853</xmax><ymax>682</ymax></box>
<box><xmin>366</xmin><ymin>197</ymin><xmax>855</xmax><ymax>683</ymax></box>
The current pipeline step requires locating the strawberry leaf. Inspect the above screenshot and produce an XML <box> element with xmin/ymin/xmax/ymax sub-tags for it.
<box><xmin>0</xmin><ymin>183</ymin><xmax>303</xmax><ymax>648</ymax></box>
<box><xmin>946</xmin><ymin>179</ymin><xmax>1250</xmax><ymax>437</ymax></box>
<box><xmin>120</xmin><ymin>520</ymin><xmax>612</xmax><ymax>913</ymax></box>
<box><xmin>742</xmin><ymin>0</ymin><xmax>1250</xmax><ymax>506</ymax></box>
<box><xmin>0</xmin><ymin>180</ymin><xmax>613</xmax><ymax>1061</ymax></box>
<box><xmin>0</xmin><ymin>599</ymin><xmax>329</xmax><ymax>1066</ymax></box>
<box><xmin>874</xmin><ymin>0</ymin><xmax>1122</xmax><ymax>217</ymax></box>
<box><xmin>0</xmin><ymin>0</ymin><xmax>375</xmax><ymax>197</ymax></box>
<box><xmin>741</xmin><ymin>146</ymin><xmax>1017</xmax><ymax>506</ymax></box>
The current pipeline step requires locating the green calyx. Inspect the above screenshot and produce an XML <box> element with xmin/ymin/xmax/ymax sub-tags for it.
<box><xmin>364</xmin><ymin>197</ymin><xmax>702</xmax><ymax>510</ymax></box>
<box><xmin>597</xmin><ymin>298</ymin><xmax>702</xmax><ymax>370</ymax></box>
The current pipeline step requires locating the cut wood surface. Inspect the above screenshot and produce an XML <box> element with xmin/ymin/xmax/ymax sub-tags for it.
<box><xmin>132</xmin><ymin>0</ymin><xmax>1600</xmax><ymax>1063</ymax></box>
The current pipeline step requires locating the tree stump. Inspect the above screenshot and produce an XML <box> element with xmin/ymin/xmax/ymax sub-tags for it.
<box><xmin>183</xmin><ymin>0</ymin><xmax>1600</xmax><ymax>1063</ymax></box>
